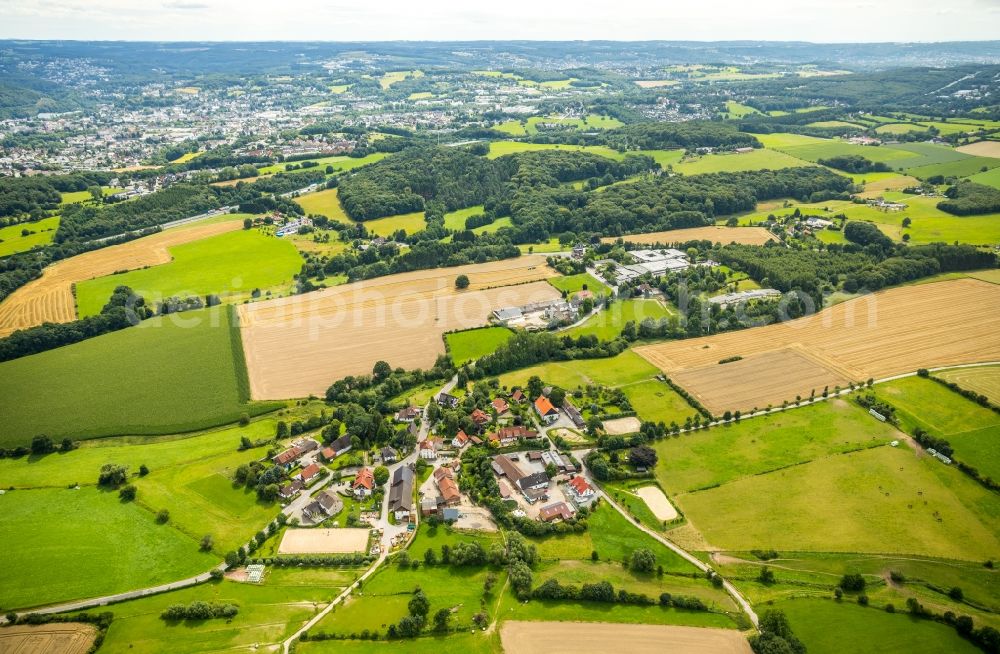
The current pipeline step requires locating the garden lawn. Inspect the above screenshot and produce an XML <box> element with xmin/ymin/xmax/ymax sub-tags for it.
<box><xmin>76</xmin><ymin>229</ymin><xmax>302</xmax><ymax>316</ymax></box>
<box><xmin>620</xmin><ymin>379</ymin><xmax>699</xmax><ymax>426</ymax></box>
<box><xmin>96</xmin><ymin>571</ymin><xmax>343</xmax><ymax>654</ymax></box>
<box><xmin>446</xmin><ymin>326</ymin><xmax>514</xmax><ymax>364</ymax></box>
<box><xmin>777</xmin><ymin>599</ymin><xmax>982</xmax><ymax>654</ymax></box>
<box><xmin>875</xmin><ymin>375</ymin><xmax>1000</xmax><ymax>482</ymax></box>
<box><xmin>566</xmin><ymin>298</ymin><xmax>673</xmax><ymax>341</ymax></box>
<box><xmin>673</xmin><ymin>148</ymin><xmax>812</xmax><ymax>174</ymax></box>
<box><xmin>0</xmin><ymin>216</ymin><xmax>59</xmax><ymax>257</ymax></box>
<box><xmin>0</xmin><ymin>487</ymin><xmax>215</xmax><ymax>610</ymax></box>
<box><xmin>294</xmin><ymin>188</ymin><xmax>355</xmax><ymax>224</ymax></box>
<box><xmin>547</xmin><ymin>272</ymin><xmax>611</xmax><ymax>296</ymax></box>
<box><xmin>0</xmin><ymin>306</ymin><xmax>274</xmax><ymax>446</ymax></box>
<box><xmin>675</xmin><ymin>444</ymin><xmax>1000</xmax><ymax>560</ymax></box>
<box><xmin>654</xmin><ymin>399</ymin><xmax>900</xmax><ymax>494</ymax></box>
<box><xmin>496</xmin><ymin>350</ymin><xmax>659</xmax><ymax>391</ymax></box>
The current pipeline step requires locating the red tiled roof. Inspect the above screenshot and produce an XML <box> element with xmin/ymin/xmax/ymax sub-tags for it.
<box><xmin>354</xmin><ymin>467</ymin><xmax>374</xmax><ymax>490</ymax></box>
<box><xmin>300</xmin><ymin>463</ymin><xmax>321</xmax><ymax>481</ymax></box>
<box><xmin>492</xmin><ymin>398</ymin><xmax>509</xmax><ymax>413</ymax></box>
<box><xmin>534</xmin><ymin>396</ymin><xmax>558</xmax><ymax>416</ymax></box>
<box><xmin>568</xmin><ymin>476</ymin><xmax>592</xmax><ymax>495</ymax></box>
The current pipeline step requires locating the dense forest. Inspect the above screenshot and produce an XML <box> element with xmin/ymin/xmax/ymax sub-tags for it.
<box><xmin>937</xmin><ymin>182</ymin><xmax>1000</xmax><ymax>216</ymax></box>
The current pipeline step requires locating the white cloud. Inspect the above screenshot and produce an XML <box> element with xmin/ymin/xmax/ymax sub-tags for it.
<box><xmin>0</xmin><ymin>0</ymin><xmax>996</xmax><ymax>41</ymax></box>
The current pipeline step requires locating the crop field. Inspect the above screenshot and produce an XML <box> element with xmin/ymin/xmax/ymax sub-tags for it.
<box><xmin>0</xmin><ymin>486</ymin><xmax>216</xmax><ymax>609</ymax></box>
<box><xmin>0</xmin><ymin>215</ymin><xmax>59</xmax><ymax>257</ymax></box>
<box><xmin>279</xmin><ymin>528</ymin><xmax>370</xmax><ymax>553</ymax></box>
<box><xmin>75</xmin><ymin>229</ymin><xmax>301</xmax><ymax>316</ymax></box>
<box><xmin>239</xmin><ymin>256</ymin><xmax>559</xmax><ymax>398</ymax></box>
<box><xmin>772</xmin><ymin>140</ymin><xmax>920</xmax><ymax>165</ymax></box>
<box><xmin>635</xmin><ymin>279</ymin><xmax>1000</xmax><ymax>414</ymax></box>
<box><xmin>634</xmin><ymin>79</ymin><xmax>678</xmax><ymax>88</ymax></box>
<box><xmin>365</xmin><ymin>211</ymin><xmax>426</xmax><ymax>237</ymax></box>
<box><xmin>620</xmin><ymin>378</ymin><xmax>699</xmax><ymax>426</ymax></box>
<box><xmin>294</xmin><ymin>187</ymin><xmax>355</xmax><ymax>224</ymax></box>
<box><xmin>755</xmin><ymin>133</ymin><xmax>828</xmax><ymax>149</ymax></box>
<box><xmin>675</xmin><ymin>443</ymin><xmax>1000</xmax><ymax>559</ymax></box>
<box><xmin>806</xmin><ymin>120</ymin><xmax>863</xmax><ymax>129</ymax></box>
<box><xmin>957</xmin><ymin>140</ymin><xmax>1000</xmax><ymax>158</ymax></box>
<box><xmin>0</xmin><ymin>306</ymin><xmax>265</xmax><ymax>446</ymax></box>
<box><xmin>500</xmin><ymin>622</ymin><xmax>751</xmax><ymax>654</ymax></box>
<box><xmin>0</xmin><ymin>624</ymin><xmax>98</xmax><ymax>654</ymax></box>
<box><xmin>778</xmin><ymin>599</ymin><xmax>982</xmax><ymax>654</ymax></box>
<box><xmin>446</xmin><ymin>326</ymin><xmax>514</xmax><ymax>364</ymax></box>
<box><xmin>0</xmin><ymin>218</ymin><xmax>243</xmax><ymax>336</ymax></box>
<box><xmin>96</xmin><ymin>570</ymin><xmax>344</xmax><ymax>654</ymax></box>
<box><xmin>547</xmin><ymin>272</ymin><xmax>611</xmax><ymax>296</ymax></box>
<box><xmin>875</xmin><ymin>375</ymin><xmax>1000</xmax><ymax>482</ymax></box>
<box><xmin>654</xmin><ymin>399</ymin><xmax>901</xmax><ymax>495</ymax></box>
<box><xmin>486</xmin><ymin>140</ymin><xmax>625</xmax><ymax>160</ymax></box>
<box><xmin>566</xmin><ymin>298</ymin><xmax>674</xmax><ymax>341</ymax></box>
<box><xmin>906</xmin><ymin>156</ymin><xmax>1000</xmax><ymax>180</ymax></box>
<box><xmin>604</xmin><ymin>225</ymin><xmax>774</xmax><ymax>246</ymax></box>
<box><xmin>674</xmin><ymin>148</ymin><xmax>812</xmax><ymax>174</ymax></box>
<box><xmin>936</xmin><ymin>364</ymin><xmax>1000</xmax><ymax>404</ymax></box>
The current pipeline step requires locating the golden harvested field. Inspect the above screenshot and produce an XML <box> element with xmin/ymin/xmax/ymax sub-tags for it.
<box><xmin>935</xmin><ymin>364</ymin><xmax>1000</xmax><ymax>404</ymax></box>
<box><xmin>957</xmin><ymin>140</ymin><xmax>1000</xmax><ymax>158</ymax></box>
<box><xmin>635</xmin><ymin>279</ymin><xmax>1000</xmax><ymax>414</ymax></box>
<box><xmin>857</xmin><ymin>174</ymin><xmax>920</xmax><ymax>198</ymax></box>
<box><xmin>0</xmin><ymin>623</ymin><xmax>98</xmax><ymax>654</ymax></box>
<box><xmin>500</xmin><ymin>622</ymin><xmax>751</xmax><ymax>654</ymax></box>
<box><xmin>0</xmin><ymin>220</ymin><xmax>242</xmax><ymax>337</ymax></box>
<box><xmin>278</xmin><ymin>528</ymin><xmax>370</xmax><ymax>554</ymax></box>
<box><xmin>671</xmin><ymin>347</ymin><xmax>852</xmax><ymax>413</ymax></box>
<box><xmin>603</xmin><ymin>226</ymin><xmax>774</xmax><ymax>246</ymax></box>
<box><xmin>239</xmin><ymin>257</ymin><xmax>559</xmax><ymax>399</ymax></box>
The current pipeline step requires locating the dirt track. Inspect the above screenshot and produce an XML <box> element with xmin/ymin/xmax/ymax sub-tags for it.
<box><xmin>239</xmin><ymin>256</ymin><xmax>559</xmax><ymax>399</ymax></box>
<box><xmin>0</xmin><ymin>623</ymin><xmax>98</xmax><ymax>654</ymax></box>
<box><xmin>635</xmin><ymin>279</ymin><xmax>1000</xmax><ymax>414</ymax></box>
<box><xmin>603</xmin><ymin>226</ymin><xmax>774</xmax><ymax>246</ymax></box>
<box><xmin>0</xmin><ymin>220</ymin><xmax>241</xmax><ymax>337</ymax></box>
<box><xmin>500</xmin><ymin>621</ymin><xmax>751</xmax><ymax>654</ymax></box>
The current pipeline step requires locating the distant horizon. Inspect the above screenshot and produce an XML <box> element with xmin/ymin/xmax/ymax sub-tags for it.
<box><xmin>1</xmin><ymin>0</ymin><xmax>997</xmax><ymax>43</ymax></box>
<box><xmin>1</xmin><ymin>37</ymin><xmax>1000</xmax><ymax>45</ymax></box>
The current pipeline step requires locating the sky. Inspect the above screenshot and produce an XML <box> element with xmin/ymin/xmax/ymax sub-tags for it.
<box><xmin>1</xmin><ymin>0</ymin><xmax>999</xmax><ymax>42</ymax></box>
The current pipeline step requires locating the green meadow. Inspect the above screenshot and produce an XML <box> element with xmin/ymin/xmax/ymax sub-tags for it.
<box><xmin>294</xmin><ymin>187</ymin><xmax>355</xmax><ymax>224</ymax></box>
<box><xmin>75</xmin><ymin>229</ymin><xmax>302</xmax><ymax>316</ymax></box>
<box><xmin>936</xmin><ymin>364</ymin><xmax>1000</xmax><ymax>404</ymax></box>
<box><xmin>876</xmin><ymin>375</ymin><xmax>1000</xmax><ymax>482</ymax></box>
<box><xmin>0</xmin><ymin>486</ymin><xmax>216</xmax><ymax>610</ymax></box>
<box><xmin>364</xmin><ymin>211</ymin><xmax>426</xmax><ymax>237</ymax></box>
<box><xmin>673</xmin><ymin>148</ymin><xmax>812</xmax><ymax>174</ymax></box>
<box><xmin>907</xmin><ymin>156</ymin><xmax>1000</xmax><ymax>180</ymax></box>
<box><xmin>778</xmin><ymin>599</ymin><xmax>982</xmax><ymax>654</ymax></box>
<box><xmin>496</xmin><ymin>349</ymin><xmax>658</xmax><ymax>391</ymax></box>
<box><xmin>256</xmin><ymin>152</ymin><xmax>387</xmax><ymax>176</ymax></box>
<box><xmin>621</xmin><ymin>378</ymin><xmax>700</xmax><ymax>426</ymax></box>
<box><xmin>96</xmin><ymin>571</ymin><xmax>346</xmax><ymax>654</ymax></box>
<box><xmin>445</xmin><ymin>326</ymin><xmax>514</xmax><ymax>364</ymax></box>
<box><xmin>301</xmin><ymin>633</ymin><xmax>500</xmax><ymax>654</ymax></box>
<box><xmin>0</xmin><ymin>215</ymin><xmax>59</xmax><ymax>257</ymax></box>
<box><xmin>0</xmin><ymin>306</ymin><xmax>275</xmax><ymax>446</ymax></box>
<box><xmin>968</xmin><ymin>165</ymin><xmax>1000</xmax><ymax>189</ymax></box>
<box><xmin>654</xmin><ymin>399</ymin><xmax>900</xmax><ymax>494</ymax></box>
<box><xmin>486</xmin><ymin>141</ymin><xmax>625</xmax><ymax>160</ymax></box>
<box><xmin>676</xmin><ymin>443</ymin><xmax>1000</xmax><ymax>559</ymax></box>
<box><xmin>442</xmin><ymin>204</ymin><xmax>485</xmax><ymax>230</ymax></box>
<box><xmin>724</xmin><ymin>101</ymin><xmax>760</xmax><ymax>118</ymax></box>
<box><xmin>547</xmin><ymin>272</ymin><xmax>611</xmax><ymax>296</ymax></box>
<box><xmin>565</xmin><ymin>298</ymin><xmax>674</xmax><ymax>341</ymax></box>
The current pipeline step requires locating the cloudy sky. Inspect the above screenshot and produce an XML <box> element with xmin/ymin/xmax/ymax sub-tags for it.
<box><xmin>1</xmin><ymin>0</ymin><xmax>998</xmax><ymax>42</ymax></box>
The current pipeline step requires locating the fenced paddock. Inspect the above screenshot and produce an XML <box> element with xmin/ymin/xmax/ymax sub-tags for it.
<box><xmin>278</xmin><ymin>528</ymin><xmax>370</xmax><ymax>554</ymax></box>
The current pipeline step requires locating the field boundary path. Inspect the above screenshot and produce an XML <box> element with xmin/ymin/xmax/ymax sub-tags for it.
<box><xmin>579</xmin><ymin>449</ymin><xmax>759</xmax><ymax>628</ymax></box>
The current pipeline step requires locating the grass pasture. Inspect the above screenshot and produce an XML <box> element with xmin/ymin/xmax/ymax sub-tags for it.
<box><xmin>0</xmin><ymin>487</ymin><xmax>216</xmax><ymax>610</ymax></box>
<box><xmin>300</xmin><ymin>633</ymin><xmax>500</xmax><ymax>654</ymax></box>
<box><xmin>675</xmin><ymin>443</ymin><xmax>1000</xmax><ymax>560</ymax></box>
<box><xmin>775</xmin><ymin>140</ymin><xmax>920</xmax><ymax>166</ymax></box>
<box><xmin>75</xmin><ymin>229</ymin><xmax>302</xmax><ymax>316</ymax></box>
<box><xmin>294</xmin><ymin>187</ymin><xmax>355</xmax><ymax>224</ymax></box>
<box><xmin>364</xmin><ymin>211</ymin><xmax>426</xmax><ymax>237</ymax></box>
<box><xmin>620</xmin><ymin>378</ymin><xmax>701</xmax><ymax>427</ymax></box>
<box><xmin>0</xmin><ymin>306</ymin><xmax>270</xmax><ymax>446</ymax></box>
<box><xmin>968</xmin><ymin>165</ymin><xmax>1000</xmax><ymax>189</ymax></box>
<box><xmin>0</xmin><ymin>215</ymin><xmax>59</xmax><ymax>257</ymax></box>
<box><xmin>778</xmin><ymin>599</ymin><xmax>982</xmax><ymax>654</ymax></box>
<box><xmin>496</xmin><ymin>349</ymin><xmax>659</xmax><ymax>391</ymax></box>
<box><xmin>565</xmin><ymin>298</ymin><xmax>674</xmax><ymax>341</ymax></box>
<box><xmin>906</xmin><ymin>156</ymin><xmax>1000</xmax><ymax>180</ymax></box>
<box><xmin>547</xmin><ymin>272</ymin><xmax>611</xmax><ymax>296</ymax></box>
<box><xmin>442</xmin><ymin>205</ymin><xmax>485</xmax><ymax>230</ymax></box>
<box><xmin>446</xmin><ymin>326</ymin><xmax>514</xmax><ymax>364</ymax></box>
<box><xmin>673</xmin><ymin>148</ymin><xmax>812</xmax><ymax>175</ymax></box>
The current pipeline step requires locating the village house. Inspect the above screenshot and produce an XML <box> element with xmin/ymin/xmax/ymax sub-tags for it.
<box><xmin>492</xmin><ymin>398</ymin><xmax>510</xmax><ymax>415</ymax></box>
<box><xmin>380</xmin><ymin>446</ymin><xmax>398</xmax><ymax>463</ymax></box>
<box><xmin>353</xmin><ymin>468</ymin><xmax>375</xmax><ymax>498</ymax></box>
<box><xmin>452</xmin><ymin>429</ymin><xmax>470</xmax><ymax>448</ymax></box>
<box><xmin>298</xmin><ymin>462</ymin><xmax>322</xmax><ymax>484</ymax></box>
<box><xmin>470</xmin><ymin>408</ymin><xmax>491</xmax><ymax>427</ymax></box>
<box><xmin>539</xmin><ymin>501</ymin><xmax>575</xmax><ymax>523</ymax></box>
<box><xmin>510</xmin><ymin>388</ymin><xmax>525</xmax><ymax>403</ymax></box>
<box><xmin>271</xmin><ymin>438</ymin><xmax>319</xmax><ymax>469</ymax></box>
<box><xmin>328</xmin><ymin>434</ymin><xmax>352</xmax><ymax>458</ymax></box>
<box><xmin>278</xmin><ymin>479</ymin><xmax>303</xmax><ymax>500</ymax></box>
<box><xmin>388</xmin><ymin>465</ymin><xmax>415</xmax><ymax>521</ymax></box>
<box><xmin>534</xmin><ymin>396</ymin><xmax>560</xmax><ymax>424</ymax></box>
<box><xmin>418</xmin><ymin>437</ymin><xmax>439</xmax><ymax>460</ymax></box>
<box><xmin>320</xmin><ymin>447</ymin><xmax>336</xmax><ymax>463</ymax></box>
<box><xmin>395</xmin><ymin>406</ymin><xmax>422</xmax><ymax>423</ymax></box>
<box><xmin>420</xmin><ymin>497</ymin><xmax>439</xmax><ymax>517</ymax></box>
<box><xmin>436</xmin><ymin>392</ymin><xmax>459</xmax><ymax>408</ymax></box>
<box><xmin>437</xmin><ymin>476</ymin><xmax>461</xmax><ymax>506</ymax></box>
<box><xmin>316</xmin><ymin>489</ymin><xmax>343</xmax><ymax>516</ymax></box>
<box><xmin>518</xmin><ymin>471</ymin><xmax>550</xmax><ymax>494</ymax></box>
<box><xmin>566</xmin><ymin>475</ymin><xmax>596</xmax><ymax>506</ymax></box>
